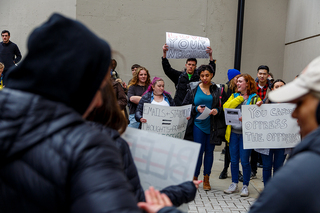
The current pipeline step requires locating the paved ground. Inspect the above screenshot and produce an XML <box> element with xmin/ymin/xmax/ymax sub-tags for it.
<box><xmin>187</xmin><ymin>150</ymin><xmax>264</xmax><ymax>213</ymax></box>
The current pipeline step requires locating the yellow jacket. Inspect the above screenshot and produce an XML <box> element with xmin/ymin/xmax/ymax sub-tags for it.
<box><xmin>223</xmin><ymin>93</ymin><xmax>261</xmax><ymax>143</ymax></box>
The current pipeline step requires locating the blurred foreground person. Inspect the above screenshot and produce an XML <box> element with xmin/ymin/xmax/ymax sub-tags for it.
<box><xmin>0</xmin><ymin>14</ymin><xmax>173</xmax><ymax>213</ymax></box>
<box><xmin>87</xmin><ymin>78</ymin><xmax>199</xmax><ymax>208</ymax></box>
<box><xmin>249</xmin><ymin>56</ymin><xmax>320</xmax><ymax>213</ymax></box>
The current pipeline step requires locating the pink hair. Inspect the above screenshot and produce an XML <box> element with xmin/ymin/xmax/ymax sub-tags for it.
<box><xmin>142</xmin><ymin>77</ymin><xmax>170</xmax><ymax>96</ymax></box>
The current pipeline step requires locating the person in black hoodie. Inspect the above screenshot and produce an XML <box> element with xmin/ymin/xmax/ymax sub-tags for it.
<box><xmin>249</xmin><ymin>56</ymin><xmax>320</xmax><ymax>213</ymax></box>
<box><xmin>0</xmin><ymin>13</ymin><xmax>178</xmax><ymax>213</ymax></box>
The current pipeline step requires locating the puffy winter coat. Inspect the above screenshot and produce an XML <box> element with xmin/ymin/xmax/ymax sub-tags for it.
<box><xmin>0</xmin><ymin>89</ymin><xmax>141</xmax><ymax>212</ymax></box>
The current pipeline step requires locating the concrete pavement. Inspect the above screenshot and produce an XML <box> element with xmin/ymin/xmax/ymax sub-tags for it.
<box><xmin>187</xmin><ymin>150</ymin><xmax>264</xmax><ymax>213</ymax></box>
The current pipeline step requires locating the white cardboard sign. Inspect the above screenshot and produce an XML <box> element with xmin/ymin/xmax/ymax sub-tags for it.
<box><xmin>242</xmin><ymin>103</ymin><xmax>301</xmax><ymax>149</ymax></box>
<box><xmin>166</xmin><ymin>32</ymin><xmax>210</xmax><ymax>59</ymax></box>
<box><xmin>141</xmin><ymin>103</ymin><xmax>192</xmax><ymax>139</ymax></box>
<box><xmin>122</xmin><ymin>127</ymin><xmax>200</xmax><ymax>190</ymax></box>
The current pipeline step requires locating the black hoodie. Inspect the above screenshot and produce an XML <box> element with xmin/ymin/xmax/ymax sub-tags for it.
<box><xmin>0</xmin><ymin>14</ymin><xmax>143</xmax><ymax>212</ymax></box>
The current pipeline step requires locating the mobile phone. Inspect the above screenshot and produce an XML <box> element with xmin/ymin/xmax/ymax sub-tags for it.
<box><xmin>200</xmin><ymin>105</ymin><xmax>205</xmax><ymax>108</ymax></box>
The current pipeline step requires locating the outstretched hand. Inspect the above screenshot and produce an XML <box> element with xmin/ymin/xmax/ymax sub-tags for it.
<box><xmin>138</xmin><ymin>187</ymin><xmax>173</xmax><ymax>213</ymax></box>
<box><xmin>193</xmin><ymin>180</ymin><xmax>203</xmax><ymax>189</ymax></box>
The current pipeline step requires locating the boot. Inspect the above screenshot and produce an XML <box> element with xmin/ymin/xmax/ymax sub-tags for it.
<box><xmin>219</xmin><ymin>169</ymin><xmax>228</xmax><ymax>179</ymax></box>
<box><xmin>203</xmin><ymin>174</ymin><xmax>211</xmax><ymax>191</ymax></box>
<box><xmin>193</xmin><ymin>176</ymin><xmax>198</xmax><ymax>181</ymax></box>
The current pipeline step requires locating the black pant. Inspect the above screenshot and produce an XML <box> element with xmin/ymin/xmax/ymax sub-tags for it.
<box><xmin>250</xmin><ymin>150</ymin><xmax>258</xmax><ymax>174</ymax></box>
<box><xmin>223</xmin><ymin>142</ymin><xmax>231</xmax><ymax>170</ymax></box>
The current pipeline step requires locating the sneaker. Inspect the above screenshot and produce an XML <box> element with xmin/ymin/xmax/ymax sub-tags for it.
<box><xmin>224</xmin><ymin>183</ymin><xmax>239</xmax><ymax>194</ymax></box>
<box><xmin>238</xmin><ymin>171</ymin><xmax>243</xmax><ymax>182</ymax></box>
<box><xmin>240</xmin><ymin>185</ymin><xmax>249</xmax><ymax>197</ymax></box>
<box><xmin>250</xmin><ymin>172</ymin><xmax>257</xmax><ymax>179</ymax></box>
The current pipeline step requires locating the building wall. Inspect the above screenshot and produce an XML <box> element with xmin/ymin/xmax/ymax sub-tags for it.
<box><xmin>1</xmin><ymin>0</ymin><xmax>289</xmax><ymax>95</ymax></box>
<box><xmin>283</xmin><ymin>0</ymin><xmax>320</xmax><ymax>82</ymax></box>
<box><xmin>77</xmin><ymin>0</ymin><xmax>288</xmax><ymax>94</ymax></box>
<box><xmin>241</xmin><ymin>0</ymin><xmax>288</xmax><ymax>81</ymax></box>
<box><xmin>0</xmin><ymin>0</ymin><xmax>76</xmax><ymax>59</ymax></box>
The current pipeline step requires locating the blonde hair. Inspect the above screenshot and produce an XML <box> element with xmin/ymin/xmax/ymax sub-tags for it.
<box><xmin>0</xmin><ymin>62</ymin><xmax>4</xmax><ymax>70</ymax></box>
<box><xmin>128</xmin><ymin>66</ymin><xmax>151</xmax><ymax>88</ymax></box>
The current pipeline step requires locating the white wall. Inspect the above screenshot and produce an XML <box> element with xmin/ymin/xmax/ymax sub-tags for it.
<box><xmin>77</xmin><ymin>0</ymin><xmax>288</xmax><ymax>94</ymax></box>
<box><xmin>283</xmin><ymin>0</ymin><xmax>320</xmax><ymax>82</ymax></box>
<box><xmin>241</xmin><ymin>0</ymin><xmax>288</xmax><ymax>80</ymax></box>
<box><xmin>0</xmin><ymin>0</ymin><xmax>76</xmax><ymax>59</ymax></box>
<box><xmin>1</xmin><ymin>0</ymin><xmax>289</xmax><ymax>95</ymax></box>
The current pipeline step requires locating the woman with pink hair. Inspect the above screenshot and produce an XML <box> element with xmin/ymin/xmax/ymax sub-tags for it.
<box><xmin>135</xmin><ymin>77</ymin><xmax>175</xmax><ymax>128</ymax></box>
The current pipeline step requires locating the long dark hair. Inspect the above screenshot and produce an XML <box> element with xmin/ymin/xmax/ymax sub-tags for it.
<box><xmin>87</xmin><ymin>78</ymin><xmax>127</xmax><ymax>134</ymax></box>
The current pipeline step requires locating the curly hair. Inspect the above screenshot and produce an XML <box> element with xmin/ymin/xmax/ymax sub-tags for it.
<box><xmin>197</xmin><ymin>64</ymin><xmax>215</xmax><ymax>77</ymax></box>
<box><xmin>128</xmin><ymin>66</ymin><xmax>151</xmax><ymax>88</ymax></box>
<box><xmin>236</xmin><ymin>73</ymin><xmax>257</xmax><ymax>95</ymax></box>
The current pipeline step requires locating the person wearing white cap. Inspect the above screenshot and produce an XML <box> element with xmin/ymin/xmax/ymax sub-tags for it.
<box><xmin>249</xmin><ymin>56</ymin><xmax>320</xmax><ymax>213</ymax></box>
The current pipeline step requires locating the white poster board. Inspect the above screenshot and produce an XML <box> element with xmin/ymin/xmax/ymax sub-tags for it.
<box><xmin>242</xmin><ymin>103</ymin><xmax>301</xmax><ymax>149</ymax></box>
<box><xmin>122</xmin><ymin>127</ymin><xmax>201</xmax><ymax>212</ymax></box>
<box><xmin>166</xmin><ymin>32</ymin><xmax>210</xmax><ymax>59</ymax></box>
<box><xmin>142</xmin><ymin>103</ymin><xmax>192</xmax><ymax>139</ymax></box>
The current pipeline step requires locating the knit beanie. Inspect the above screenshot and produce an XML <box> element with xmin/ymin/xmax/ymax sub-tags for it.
<box><xmin>227</xmin><ymin>69</ymin><xmax>241</xmax><ymax>81</ymax></box>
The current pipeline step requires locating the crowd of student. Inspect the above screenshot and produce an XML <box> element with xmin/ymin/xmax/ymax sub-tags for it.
<box><xmin>1</xmin><ymin>13</ymin><xmax>320</xmax><ymax>213</ymax></box>
<box><xmin>108</xmin><ymin>42</ymin><xmax>289</xmax><ymax>198</ymax></box>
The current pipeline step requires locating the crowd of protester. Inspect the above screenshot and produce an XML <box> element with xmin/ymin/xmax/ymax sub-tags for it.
<box><xmin>1</xmin><ymin>13</ymin><xmax>318</xmax><ymax>213</ymax></box>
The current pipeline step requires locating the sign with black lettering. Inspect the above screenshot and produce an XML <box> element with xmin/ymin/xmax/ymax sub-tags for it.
<box><xmin>142</xmin><ymin>103</ymin><xmax>192</xmax><ymax>139</ymax></box>
<box><xmin>242</xmin><ymin>103</ymin><xmax>301</xmax><ymax>149</ymax></box>
<box><xmin>166</xmin><ymin>32</ymin><xmax>210</xmax><ymax>59</ymax></box>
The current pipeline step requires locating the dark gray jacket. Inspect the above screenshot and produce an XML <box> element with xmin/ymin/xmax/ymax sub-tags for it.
<box><xmin>249</xmin><ymin>126</ymin><xmax>320</xmax><ymax>213</ymax></box>
<box><xmin>0</xmin><ymin>89</ymin><xmax>141</xmax><ymax>212</ymax></box>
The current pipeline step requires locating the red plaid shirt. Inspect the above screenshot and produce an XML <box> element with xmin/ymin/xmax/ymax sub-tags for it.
<box><xmin>256</xmin><ymin>82</ymin><xmax>269</xmax><ymax>100</ymax></box>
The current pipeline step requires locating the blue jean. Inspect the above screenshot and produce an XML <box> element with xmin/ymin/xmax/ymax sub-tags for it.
<box><xmin>128</xmin><ymin>114</ymin><xmax>140</xmax><ymax>129</ymax></box>
<box><xmin>193</xmin><ymin>125</ymin><xmax>215</xmax><ymax>177</ymax></box>
<box><xmin>261</xmin><ymin>149</ymin><xmax>286</xmax><ymax>186</ymax></box>
<box><xmin>229</xmin><ymin>132</ymin><xmax>252</xmax><ymax>186</ymax></box>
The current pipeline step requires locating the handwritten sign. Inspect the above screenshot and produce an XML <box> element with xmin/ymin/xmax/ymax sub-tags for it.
<box><xmin>122</xmin><ymin>127</ymin><xmax>200</xmax><ymax>193</ymax></box>
<box><xmin>242</xmin><ymin>103</ymin><xmax>301</xmax><ymax>149</ymax></box>
<box><xmin>142</xmin><ymin>103</ymin><xmax>192</xmax><ymax>139</ymax></box>
<box><xmin>166</xmin><ymin>32</ymin><xmax>210</xmax><ymax>59</ymax></box>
